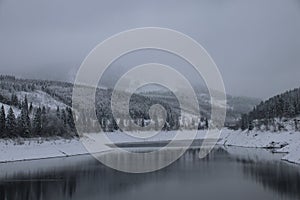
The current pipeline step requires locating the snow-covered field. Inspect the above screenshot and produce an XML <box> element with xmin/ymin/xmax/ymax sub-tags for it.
<box><xmin>0</xmin><ymin>129</ymin><xmax>299</xmax><ymax>166</ymax></box>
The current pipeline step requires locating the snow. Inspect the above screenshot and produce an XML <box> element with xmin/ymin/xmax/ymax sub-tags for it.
<box><xmin>103</xmin><ymin>129</ymin><xmax>300</xmax><ymax>165</ymax></box>
<box><xmin>0</xmin><ymin>90</ymin><xmax>69</xmax><ymax>118</ymax></box>
<box><xmin>0</xmin><ymin>130</ymin><xmax>211</xmax><ymax>163</ymax></box>
<box><xmin>16</xmin><ymin>90</ymin><xmax>68</xmax><ymax>110</ymax></box>
<box><xmin>0</xmin><ymin>137</ymin><xmax>107</xmax><ymax>163</ymax></box>
<box><xmin>218</xmin><ymin>129</ymin><xmax>300</xmax><ymax>165</ymax></box>
<box><xmin>0</xmin><ymin>129</ymin><xmax>299</xmax><ymax>166</ymax></box>
<box><xmin>1</xmin><ymin>103</ymin><xmax>21</xmax><ymax>116</ymax></box>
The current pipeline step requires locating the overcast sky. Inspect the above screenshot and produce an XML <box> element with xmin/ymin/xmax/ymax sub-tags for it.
<box><xmin>0</xmin><ymin>0</ymin><xmax>299</xmax><ymax>99</ymax></box>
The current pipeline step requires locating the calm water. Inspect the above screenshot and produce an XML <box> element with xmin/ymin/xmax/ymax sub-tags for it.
<box><xmin>0</xmin><ymin>147</ymin><xmax>300</xmax><ymax>200</ymax></box>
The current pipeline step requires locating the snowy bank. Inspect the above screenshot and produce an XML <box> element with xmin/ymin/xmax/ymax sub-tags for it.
<box><xmin>0</xmin><ymin>129</ymin><xmax>299</xmax><ymax>166</ymax></box>
<box><xmin>0</xmin><ymin>137</ymin><xmax>108</xmax><ymax>163</ymax></box>
<box><xmin>218</xmin><ymin>129</ymin><xmax>300</xmax><ymax>165</ymax></box>
<box><xmin>0</xmin><ymin>131</ymin><xmax>207</xmax><ymax>163</ymax></box>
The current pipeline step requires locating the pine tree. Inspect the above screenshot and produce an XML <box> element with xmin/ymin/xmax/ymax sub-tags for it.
<box><xmin>18</xmin><ymin>100</ymin><xmax>31</xmax><ymax>137</ymax></box>
<box><xmin>56</xmin><ymin>106</ymin><xmax>60</xmax><ymax>118</ymax></box>
<box><xmin>112</xmin><ymin>117</ymin><xmax>118</xmax><ymax>131</ymax></box>
<box><xmin>248</xmin><ymin>120</ymin><xmax>254</xmax><ymax>131</ymax></box>
<box><xmin>141</xmin><ymin>118</ymin><xmax>145</xmax><ymax>127</ymax></box>
<box><xmin>61</xmin><ymin>109</ymin><xmax>67</xmax><ymax>128</ymax></box>
<box><xmin>205</xmin><ymin>118</ymin><xmax>209</xmax><ymax>129</ymax></box>
<box><xmin>11</xmin><ymin>94</ymin><xmax>19</xmax><ymax>107</ymax></box>
<box><xmin>42</xmin><ymin>106</ymin><xmax>46</xmax><ymax>113</ymax></box>
<box><xmin>24</xmin><ymin>95</ymin><xmax>28</xmax><ymax>111</ymax></box>
<box><xmin>288</xmin><ymin>103</ymin><xmax>296</xmax><ymax>118</ymax></box>
<box><xmin>41</xmin><ymin>106</ymin><xmax>48</xmax><ymax>136</ymax></box>
<box><xmin>29</xmin><ymin>102</ymin><xmax>33</xmax><ymax>114</ymax></box>
<box><xmin>6</xmin><ymin>107</ymin><xmax>17</xmax><ymax>138</ymax></box>
<box><xmin>66</xmin><ymin>108</ymin><xmax>76</xmax><ymax>134</ymax></box>
<box><xmin>240</xmin><ymin>114</ymin><xmax>248</xmax><ymax>131</ymax></box>
<box><xmin>0</xmin><ymin>105</ymin><xmax>6</xmax><ymax>138</ymax></box>
<box><xmin>32</xmin><ymin>107</ymin><xmax>42</xmax><ymax>136</ymax></box>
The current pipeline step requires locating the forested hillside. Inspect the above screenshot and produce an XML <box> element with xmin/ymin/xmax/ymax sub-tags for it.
<box><xmin>0</xmin><ymin>75</ymin><xmax>260</xmax><ymax>138</ymax></box>
<box><xmin>241</xmin><ymin>88</ymin><xmax>300</xmax><ymax>131</ymax></box>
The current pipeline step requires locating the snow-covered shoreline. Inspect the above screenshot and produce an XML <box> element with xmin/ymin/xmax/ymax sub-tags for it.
<box><xmin>218</xmin><ymin>129</ymin><xmax>300</xmax><ymax>165</ymax></box>
<box><xmin>0</xmin><ymin>137</ymin><xmax>108</xmax><ymax>163</ymax></box>
<box><xmin>0</xmin><ymin>129</ymin><xmax>299</xmax><ymax>165</ymax></box>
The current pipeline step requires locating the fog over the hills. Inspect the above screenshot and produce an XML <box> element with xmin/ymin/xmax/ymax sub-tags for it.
<box><xmin>0</xmin><ymin>0</ymin><xmax>299</xmax><ymax>99</ymax></box>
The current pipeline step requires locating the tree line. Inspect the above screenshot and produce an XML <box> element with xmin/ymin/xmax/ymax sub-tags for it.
<box><xmin>1</xmin><ymin>75</ymin><xmax>212</xmax><ymax>137</ymax></box>
<box><xmin>0</xmin><ymin>96</ymin><xmax>76</xmax><ymax>139</ymax></box>
<box><xmin>240</xmin><ymin>87</ymin><xmax>300</xmax><ymax>131</ymax></box>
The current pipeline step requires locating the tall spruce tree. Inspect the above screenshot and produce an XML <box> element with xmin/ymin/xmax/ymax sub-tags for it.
<box><xmin>56</xmin><ymin>106</ymin><xmax>60</xmax><ymax>119</ymax></box>
<box><xmin>32</xmin><ymin>107</ymin><xmax>42</xmax><ymax>136</ymax></box>
<box><xmin>0</xmin><ymin>105</ymin><xmax>6</xmax><ymax>137</ymax></box>
<box><xmin>66</xmin><ymin>107</ymin><xmax>76</xmax><ymax>134</ymax></box>
<box><xmin>29</xmin><ymin>102</ymin><xmax>33</xmax><ymax>114</ymax></box>
<box><xmin>19</xmin><ymin>99</ymin><xmax>31</xmax><ymax>137</ymax></box>
<box><xmin>6</xmin><ymin>107</ymin><xmax>17</xmax><ymax>138</ymax></box>
<box><xmin>11</xmin><ymin>94</ymin><xmax>19</xmax><ymax>107</ymax></box>
<box><xmin>61</xmin><ymin>109</ymin><xmax>67</xmax><ymax>128</ymax></box>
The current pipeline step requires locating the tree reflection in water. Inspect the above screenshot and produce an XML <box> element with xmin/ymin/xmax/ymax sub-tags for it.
<box><xmin>0</xmin><ymin>147</ymin><xmax>299</xmax><ymax>200</ymax></box>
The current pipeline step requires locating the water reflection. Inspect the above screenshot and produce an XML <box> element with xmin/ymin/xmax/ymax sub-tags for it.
<box><xmin>0</xmin><ymin>147</ymin><xmax>299</xmax><ymax>200</ymax></box>
<box><xmin>240</xmin><ymin>159</ymin><xmax>300</xmax><ymax>199</ymax></box>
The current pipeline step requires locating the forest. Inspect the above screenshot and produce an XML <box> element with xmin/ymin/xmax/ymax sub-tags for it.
<box><xmin>240</xmin><ymin>87</ymin><xmax>300</xmax><ymax>131</ymax></box>
<box><xmin>0</xmin><ymin>96</ymin><xmax>76</xmax><ymax>138</ymax></box>
<box><xmin>0</xmin><ymin>75</ymin><xmax>210</xmax><ymax>138</ymax></box>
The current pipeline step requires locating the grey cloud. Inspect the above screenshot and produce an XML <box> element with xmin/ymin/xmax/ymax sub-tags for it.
<box><xmin>0</xmin><ymin>0</ymin><xmax>299</xmax><ymax>99</ymax></box>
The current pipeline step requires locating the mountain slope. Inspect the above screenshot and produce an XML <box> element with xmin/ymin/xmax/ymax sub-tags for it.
<box><xmin>241</xmin><ymin>87</ymin><xmax>300</xmax><ymax>131</ymax></box>
<box><xmin>0</xmin><ymin>75</ymin><xmax>260</xmax><ymax>127</ymax></box>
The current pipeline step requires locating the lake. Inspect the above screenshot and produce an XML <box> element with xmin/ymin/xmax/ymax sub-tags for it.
<box><xmin>0</xmin><ymin>146</ymin><xmax>299</xmax><ymax>200</ymax></box>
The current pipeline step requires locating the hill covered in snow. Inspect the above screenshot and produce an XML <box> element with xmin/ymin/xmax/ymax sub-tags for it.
<box><xmin>0</xmin><ymin>74</ymin><xmax>260</xmax><ymax>135</ymax></box>
<box><xmin>240</xmin><ymin>87</ymin><xmax>300</xmax><ymax>132</ymax></box>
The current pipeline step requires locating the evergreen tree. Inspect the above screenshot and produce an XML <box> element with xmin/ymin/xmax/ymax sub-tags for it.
<box><xmin>110</xmin><ymin>117</ymin><xmax>118</xmax><ymax>131</ymax></box>
<box><xmin>18</xmin><ymin>100</ymin><xmax>31</xmax><ymax>137</ymax></box>
<box><xmin>6</xmin><ymin>107</ymin><xmax>17</xmax><ymax>138</ymax></box>
<box><xmin>56</xmin><ymin>106</ymin><xmax>60</xmax><ymax>118</ymax></box>
<box><xmin>11</xmin><ymin>94</ymin><xmax>19</xmax><ymax>107</ymax></box>
<box><xmin>288</xmin><ymin>103</ymin><xmax>296</xmax><ymax>118</ymax></box>
<box><xmin>29</xmin><ymin>102</ymin><xmax>33</xmax><ymax>114</ymax></box>
<box><xmin>141</xmin><ymin>118</ymin><xmax>145</xmax><ymax>127</ymax></box>
<box><xmin>0</xmin><ymin>105</ymin><xmax>6</xmax><ymax>137</ymax></box>
<box><xmin>32</xmin><ymin>107</ymin><xmax>42</xmax><ymax>136</ymax></box>
<box><xmin>240</xmin><ymin>114</ymin><xmax>248</xmax><ymax>131</ymax></box>
<box><xmin>41</xmin><ymin>106</ymin><xmax>48</xmax><ymax>136</ymax></box>
<box><xmin>66</xmin><ymin>107</ymin><xmax>76</xmax><ymax>134</ymax></box>
<box><xmin>42</xmin><ymin>106</ymin><xmax>46</xmax><ymax>115</ymax></box>
<box><xmin>61</xmin><ymin>109</ymin><xmax>67</xmax><ymax>128</ymax></box>
<box><xmin>205</xmin><ymin>118</ymin><xmax>209</xmax><ymax>129</ymax></box>
<box><xmin>248</xmin><ymin>120</ymin><xmax>254</xmax><ymax>131</ymax></box>
<box><xmin>24</xmin><ymin>95</ymin><xmax>29</xmax><ymax>111</ymax></box>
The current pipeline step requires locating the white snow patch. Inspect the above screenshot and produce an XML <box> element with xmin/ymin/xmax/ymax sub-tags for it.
<box><xmin>1</xmin><ymin>103</ymin><xmax>21</xmax><ymax>116</ymax></box>
<box><xmin>16</xmin><ymin>90</ymin><xmax>68</xmax><ymax>110</ymax></box>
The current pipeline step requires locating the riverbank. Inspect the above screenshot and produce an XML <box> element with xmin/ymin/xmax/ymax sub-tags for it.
<box><xmin>0</xmin><ymin>137</ymin><xmax>108</xmax><ymax>163</ymax></box>
<box><xmin>218</xmin><ymin>129</ymin><xmax>300</xmax><ymax>165</ymax></box>
<box><xmin>0</xmin><ymin>129</ymin><xmax>299</xmax><ymax>165</ymax></box>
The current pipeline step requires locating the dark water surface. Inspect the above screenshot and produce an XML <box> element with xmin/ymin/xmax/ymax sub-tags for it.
<box><xmin>0</xmin><ymin>147</ymin><xmax>300</xmax><ymax>200</ymax></box>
